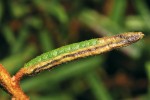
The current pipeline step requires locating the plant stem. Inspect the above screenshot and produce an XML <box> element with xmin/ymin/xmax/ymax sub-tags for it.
<box><xmin>0</xmin><ymin>64</ymin><xmax>29</xmax><ymax>100</ymax></box>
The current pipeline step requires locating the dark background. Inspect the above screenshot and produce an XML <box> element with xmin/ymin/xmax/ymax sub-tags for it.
<box><xmin>0</xmin><ymin>0</ymin><xmax>150</xmax><ymax>100</ymax></box>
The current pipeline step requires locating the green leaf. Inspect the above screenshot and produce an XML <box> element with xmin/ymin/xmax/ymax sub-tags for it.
<box><xmin>79</xmin><ymin>9</ymin><xmax>125</xmax><ymax>35</ymax></box>
<box><xmin>10</xmin><ymin>2</ymin><xmax>29</xmax><ymax>18</ymax></box>
<box><xmin>33</xmin><ymin>1</ymin><xmax>68</xmax><ymax>24</ymax></box>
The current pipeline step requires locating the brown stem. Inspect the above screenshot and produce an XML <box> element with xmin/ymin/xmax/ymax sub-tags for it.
<box><xmin>0</xmin><ymin>64</ymin><xmax>29</xmax><ymax>100</ymax></box>
<box><xmin>13</xmin><ymin>68</ymin><xmax>27</xmax><ymax>83</ymax></box>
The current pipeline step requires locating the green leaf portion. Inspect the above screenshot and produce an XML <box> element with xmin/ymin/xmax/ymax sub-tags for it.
<box><xmin>145</xmin><ymin>62</ymin><xmax>150</xmax><ymax>99</ymax></box>
<box><xmin>24</xmin><ymin>38</ymin><xmax>98</xmax><ymax>68</ymax></box>
<box><xmin>86</xmin><ymin>72</ymin><xmax>112</xmax><ymax>100</ymax></box>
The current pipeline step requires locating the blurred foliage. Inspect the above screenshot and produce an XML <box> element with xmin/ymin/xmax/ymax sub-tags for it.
<box><xmin>0</xmin><ymin>0</ymin><xmax>150</xmax><ymax>100</ymax></box>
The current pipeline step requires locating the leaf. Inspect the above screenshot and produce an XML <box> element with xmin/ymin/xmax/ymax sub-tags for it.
<box><xmin>20</xmin><ymin>32</ymin><xmax>143</xmax><ymax>76</ymax></box>
<box><xmin>33</xmin><ymin>0</ymin><xmax>68</xmax><ymax>24</ymax></box>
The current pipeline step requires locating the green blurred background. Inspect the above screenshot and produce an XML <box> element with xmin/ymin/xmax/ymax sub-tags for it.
<box><xmin>0</xmin><ymin>0</ymin><xmax>150</xmax><ymax>100</ymax></box>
